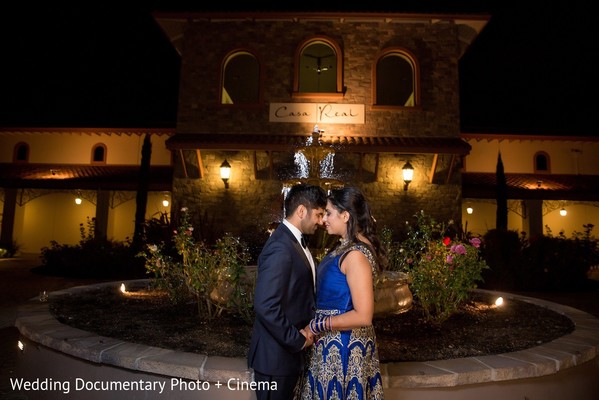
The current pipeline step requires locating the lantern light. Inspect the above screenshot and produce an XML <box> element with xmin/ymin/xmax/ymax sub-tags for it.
<box><xmin>402</xmin><ymin>161</ymin><xmax>414</xmax><ymax>191</ymax></box>
<box><xmin>220</xmin><ymin>159</ymin><xmax>231</xmax><ymax>189</ymax></box>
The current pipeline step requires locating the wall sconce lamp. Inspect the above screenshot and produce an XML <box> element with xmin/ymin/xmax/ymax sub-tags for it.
<box><xmin>75</xmin><ymin>191</ymin><xmax>82</xmax><ymax>205</ymax></box>
<box><xmin>466</xmin><ymin>206</ymin><xmax>474</xmax><ymax>215</ymax></box>
<box><xmin>559</xmin><ymin>207</ymin><xmax>567</xmax><ymax>216</ymax></box>
<box><xmin>162</xmin><ymin>195</ymin><xmax>170</xmax><ymax>208</ymax></box>
<box><xmin>220</xmin><ymin>159</ymin><xmax>231</xmax><ymax>189</ymax></box>
<box><xmin>402</xmin><ymin>161</ymin><xmax>414</xmax><ymax>191</ymax></box>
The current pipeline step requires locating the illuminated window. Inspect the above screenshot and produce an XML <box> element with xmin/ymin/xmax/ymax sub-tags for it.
<box><xmin>374</xmin><ymin>49</ymin><xmax>418</xmax><ymax>107</ymax></box>
<box><xmin>294</xmin><ymin>38</ymin><xmax>343</xmax><ymax>96</ymax></box>
<box><xmin>221</xmin><ymin>51</ymin><xmax>260</xmax><ymax>105</ymax></box>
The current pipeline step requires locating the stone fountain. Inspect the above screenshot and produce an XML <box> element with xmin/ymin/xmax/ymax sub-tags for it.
<box><xmin>282</xmin><ymin>126</ymin><xmax>413</xmax><ymax>315</ymax></box>
<box><xmin>283</xmin><ymin>125</ymin><xmax>345</xmax><ymax>191</ymax></box>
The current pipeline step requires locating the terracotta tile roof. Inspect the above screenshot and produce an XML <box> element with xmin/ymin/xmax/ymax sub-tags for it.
<box><xmin>153</xmin><ymin>4</ymin><xmax>491</xmax><ymax>15</ymax></box>
<box><xmin>166</xmin><ymin>134</ymin><xmax>472</xmax><ymax>155</ymax></box>
<box><xmin>462</xmin><ymin>172</ymin><xmax>599</xmax><ymax>201</ymax></box>
<box><xmin>0</xmin><ymin>163</ymin><xmax>173</xmax><ymax>191</ymax></box>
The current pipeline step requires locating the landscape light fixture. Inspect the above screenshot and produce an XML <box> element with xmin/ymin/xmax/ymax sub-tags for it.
<box><xmin>402</xmin><ymin>161</ymin><xmax>414</xmax><ymax>191</ymax></box>
<box><xmin>220</xmin><ymin>159</ymin><xmax>231</xmax><ymax>189</ymax></box>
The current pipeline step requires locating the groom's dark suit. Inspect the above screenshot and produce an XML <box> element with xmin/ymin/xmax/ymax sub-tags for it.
<box><xmin>248</xmin><ymin>222</ymin><xmax>315</xmax><ymax>398</ymax></box>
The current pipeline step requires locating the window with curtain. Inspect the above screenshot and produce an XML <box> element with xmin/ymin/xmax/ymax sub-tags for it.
<box><xmin>295</xmin><ymin>38</ymin><xmax>342</xmax><ymax>96</ymax></box>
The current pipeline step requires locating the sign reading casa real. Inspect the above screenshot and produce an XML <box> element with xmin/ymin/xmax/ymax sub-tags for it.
<box><xmin>269</xmin><ymin>103</ymin><xmax>364</xmax><ymax>124</ymax></box>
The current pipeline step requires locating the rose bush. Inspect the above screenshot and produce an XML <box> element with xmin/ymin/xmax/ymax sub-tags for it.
<box><xmin>139</xmin><ymin>208</ymin><xmax>254</xmax><ymax>323</ymax></box>
<box><xmin>384</xmin><ymin>211</ymin><xmax>489</xmax><ymax>324</ymax></box>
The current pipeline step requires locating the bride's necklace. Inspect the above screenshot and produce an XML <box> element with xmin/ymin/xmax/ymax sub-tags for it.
<box><xmin>331</xmin><ymin>237</ymin><xmax>351</xmax><ymax>256</ymax></box>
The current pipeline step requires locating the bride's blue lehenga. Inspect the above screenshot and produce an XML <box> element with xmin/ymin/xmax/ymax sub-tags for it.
<box><xmin>300</xmin><ymin>242</ymin><xmax>384</xmax><ymax>400</ymax></box>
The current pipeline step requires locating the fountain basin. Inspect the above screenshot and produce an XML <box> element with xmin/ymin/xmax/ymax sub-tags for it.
<box><xmin>13</xmin><ymin>280</ymin><xmax>599</xmax><ymax>400</ymax></box>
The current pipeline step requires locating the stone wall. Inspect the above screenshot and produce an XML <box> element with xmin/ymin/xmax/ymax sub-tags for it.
<box><xmin>170</xmin><ymin>17</ymin><xmax>465</xmax><ymax>247</ymax></box>
<box><xmin>172</xmin><ymin>151</ymin><xmax>462</xmax><ymax>248</ymax></box>
<box><xmin>176</xmin><ymin>19</ymin><xmax>461</xmax><ymax>137</ymax></box>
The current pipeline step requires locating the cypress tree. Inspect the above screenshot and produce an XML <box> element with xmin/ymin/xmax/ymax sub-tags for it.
<box><xmin>496</xmin><ymin>152</ymin><xmax>508</xmax><ymax>230</ymax></box>
<box><xmin>133</xmin><ymin>134</ymin><xmax>152</xmax><ymax>248</ymax></box>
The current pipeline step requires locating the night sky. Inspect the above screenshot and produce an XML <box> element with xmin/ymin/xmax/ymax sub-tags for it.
<box><xmin>0</xmin><ymin>2</ymin><xmax>596</xmax><ymax>136</ymax></box>
<box><xmin>459</xmin><ymin>2</ymin><xmax>598</xmax><ymax>136</ymax></box>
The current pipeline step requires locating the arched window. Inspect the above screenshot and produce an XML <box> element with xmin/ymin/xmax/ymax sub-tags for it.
<box><xmin>13</xmin><ymin>142</ymin><xmax>29</xmax><ymax>162</ymax></box>
<box><xmin>373</xmin><ymin>49</ymin><xmax>419</xmax><ymax>107</ymax></box>
<box><xmin>534</xmin><ymin>151</ymin><xmax>550</xmax><ymax>173</ymax></box>
<box><xmin>220</xmin><ymin>51</ymin><xmax>260</xmax><ymax>105</ymax></box>
<box><xmin>294</xmin><ymin>37</ymin><xmax>343</xmax><ymax>97</ymax></box>
<box><xmin>92</xmin><ymin>143</ymin><xmax>107</xmax><ymax>164</ymax></box>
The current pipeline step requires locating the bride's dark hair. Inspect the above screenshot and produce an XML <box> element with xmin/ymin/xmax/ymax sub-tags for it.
<box><xmin>327</xmin><ymin>187</ymin><xmax>386</xmax><ymax>270</ymax></box>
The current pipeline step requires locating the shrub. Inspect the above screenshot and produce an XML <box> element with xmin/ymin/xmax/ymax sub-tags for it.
<box><xmin>519</xmin><ymin>224</ymin><xmax>598</xmax><ymax>291</ymax></box>
<box><xmin>480</xmin><ymin>224</ymin><xmax>599</xmax><ymax>292</ymax></box>
<box><xmin>479</xmin><ymin>229</ymin><xmax>524</xmax><ymax>291</ymax></box>
<box><xmin>139</xmin><ymin>208</ymin><xmax>254</xmax><ymax>323</ymax></box>
<box><xmin>389</xmin><ymin>211</ymin><xmax>488</xmax><ymax>324</ymax></box>
<box><xmin>0</xmin><ymin>240</ymin><xmax>20</xmax><ymax>258</ymax></box>
<box><xmin>39</xmin><ymin>217</ymin><xmax>144</xmax><ymax>279</ymax></box>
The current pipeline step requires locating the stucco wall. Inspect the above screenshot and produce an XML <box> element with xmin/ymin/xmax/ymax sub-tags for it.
<box><xmin>0</xmin><ymin>132</ymin><xmax>172</xmax><ymax>165</ymax></box>
<box><xmin>463</xmin><ymin>138</ymin><xmax>599</xmax><ymax>175</ymax></box>
<box><xmin>9</xmin><ymin>191</ymin><xmax>170</xmax><ymax>254</ymax></box>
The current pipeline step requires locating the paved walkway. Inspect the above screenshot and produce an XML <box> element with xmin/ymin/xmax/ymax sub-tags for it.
<box><xmin>0</xmin><ymin>255</ymin><xmax>109</xmax><ymax>329</ymax></box>
<box><xmin>2</xmin><ymin>256</ymin><xmax>599</xmax><ymax>399</ymax></box>
<box><xmin>0</xmin><ymin>256</ymin><xmax>109</xmax><ymax>399</ymax></box>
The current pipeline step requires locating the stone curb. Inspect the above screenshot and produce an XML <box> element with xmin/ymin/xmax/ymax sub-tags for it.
<box><xmin>14</xmin><ymin>282</ymin><xmax>599</xmax><ymax>388</ymax></box>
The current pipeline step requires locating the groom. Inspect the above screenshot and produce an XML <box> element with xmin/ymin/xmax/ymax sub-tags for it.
<box><xmin>248</xmin><ymin>183</ymin><xmax>326</xmax><ymax>400</ymax></box>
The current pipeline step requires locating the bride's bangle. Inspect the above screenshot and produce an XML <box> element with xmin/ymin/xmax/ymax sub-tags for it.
<box><xmin>309</xmin><ymin>316</ymin><xmax>331</xmax><ymax>335</ymax></box>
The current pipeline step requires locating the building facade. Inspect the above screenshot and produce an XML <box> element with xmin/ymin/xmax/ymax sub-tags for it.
<box><xmin>3</xmin><ymin>10</ymin><xmax>598</xmax><ymax>256</ymax></box>
<box><xmin>461</xmin><ymin>133</ymin><xmax>599</xmax><ymax>239</ymax></box>
<box><xmin>153</xmin><ymin>10</ymin><xmax>488</xmax><ymax>245</ymax></box>
<box><xmin>0</xmin><ymin>128</ymin><xmax>173</xmax><ymax>254</ymax></box>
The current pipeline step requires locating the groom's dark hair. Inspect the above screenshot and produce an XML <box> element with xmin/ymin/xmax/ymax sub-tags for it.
<box><xmin>284</xmin><ymin>184</ymin><xmax>327</xmax><ymax>218</ymax></box>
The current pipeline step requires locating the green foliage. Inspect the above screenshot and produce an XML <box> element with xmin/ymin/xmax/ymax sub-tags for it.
<box><xmin>380</xmin><ymin>227</ymin><xmax>403</xmax><ymax>272</ymax></box>
<box><xmin>384</xmin><ymin>211</ymin><xmax>488</xmax><ymax>324</ymax></box>
<box><xmin>480</xmin><ymin>224</ymin><xmax>598</xmax><ymax>292</ymax></box>
<box><xmin>480</xmin><ymin>229</ymin><xmax>524</xmax><ymax>290</ymax></box>
<box><xmin>521</xmin><ymin>223</ymin><xmax>598</xmax><ymax>291</ymax></box>
<box><xmin>40</xmin><ymin>217</ymin><xmax>144</xmax><ymax>278</ymax></box>
<box><xmin>139</xmin><ymin>208</ymin><xmax>255</xmax><ymax>323</ymax></box>
<box><xmin>0</xmin><ymin>240</ymin><xmax>20</xmax><ymax>258</ymax></box>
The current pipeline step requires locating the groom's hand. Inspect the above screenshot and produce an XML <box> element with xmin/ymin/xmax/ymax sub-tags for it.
<box><xmin>300</xmin><ymin>328</ymin><xmax>314</xmax><ymax>348</ymax></box>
